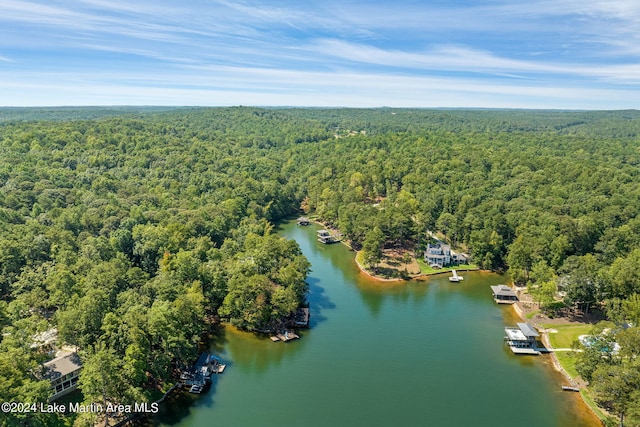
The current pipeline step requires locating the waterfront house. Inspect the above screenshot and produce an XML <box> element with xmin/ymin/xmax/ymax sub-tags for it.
<box><xmin>40</xmin><ymin>352</ymin><xmax>82</xmax><ymax>400</ymax></box>
<box><xmin>490</xmin><ymin>285</ymin><xmax>518</xmax><ymax>304</ymax></box>
<box><xmin>504</xmin><ymin>323</ymin><xmax>540</xmax><ymax>355</ymax></box>
<box><xmin>424</xmin><ymin>243</ymin><xmax>451</xmax><ymax>268</ymax></box>
<box><xmin>451</xmin><ymin>250</ymin><xmax>470</xmax><ymax>265</ymax></box>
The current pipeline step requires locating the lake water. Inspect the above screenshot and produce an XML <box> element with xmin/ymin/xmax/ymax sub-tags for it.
<box><xmin>150</xmin><ymin>221</ymin><xmax>600</xmax><ymax>427</ymax></box>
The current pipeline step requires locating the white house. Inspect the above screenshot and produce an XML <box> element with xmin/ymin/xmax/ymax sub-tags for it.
<box><xmin>424</xmin><ymin>243</ymin><xmax>451</xmax><ymax>268</ymax></box>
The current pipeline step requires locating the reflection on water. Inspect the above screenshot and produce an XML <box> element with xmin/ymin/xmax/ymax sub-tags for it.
<box><xmin>147</xmin><ymin>220</ymin><xmax>601</xmax><ymax>427</ymax></box>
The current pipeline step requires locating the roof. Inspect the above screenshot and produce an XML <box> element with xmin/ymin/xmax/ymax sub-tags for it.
<box><xmin>517</xmin><ymin>323</ymin><xmax>539</xmax><ymax>338</ymax></box>
<box><xmin>490</xmin><ymin>285</ymin><xmax>517</xmax><ymax>298</ymax></box>
<box><xmin>42</xmin><ymin>352</ymin><xmax>82</xmax><ymax>380</ymax></box>
<box><xmin>505</xmin><ymin>327</ymin><xmax>527</xmax><ymax>341</ymax></box>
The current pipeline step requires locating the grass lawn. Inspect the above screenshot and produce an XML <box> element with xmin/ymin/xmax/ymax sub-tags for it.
<box><xmin>541</xmin><ymin>323</ymin><xmax>617</xmax><ymax>425</ymax></box>
<box><xmin>543</xmin><ymin>324</ymin><xmax>594</xmax><ymax>349</ymax></box>
<box><xmin>542</xmin><ymin>323</ymin><xmax>594</xmax><ymax>382</ymax></box>
<box><xmin>525</xmin><ymin>309</ymin><xmax>540</xmax><ymax>319</ymax></box>
<box><xmin>554</xmin><ymin>350</ymin><xmax>580</xmax><ymax>378</ymax></box>
<box><xmin>415</xmin><ymin>257</ymin><xmax>478</xmax><ymax>275</ymax></box>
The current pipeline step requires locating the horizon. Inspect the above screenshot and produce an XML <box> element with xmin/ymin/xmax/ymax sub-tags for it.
<box><xmin>1</xmin><ymin>1</ymin><xmax>639</xmax><ymax>109</ymax></box>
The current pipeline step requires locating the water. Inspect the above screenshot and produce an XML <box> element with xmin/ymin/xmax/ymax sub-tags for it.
<box><xmin>151</xmin><ymin>221</ymin><xmax>600</xmax><ymax>427</ymax></box>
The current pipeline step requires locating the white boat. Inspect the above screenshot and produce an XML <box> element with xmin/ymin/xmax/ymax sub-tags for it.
<box><xmin>449</xmin><ymin>270</ymin><xmax>463</xmax><ymax>282</ymax></box>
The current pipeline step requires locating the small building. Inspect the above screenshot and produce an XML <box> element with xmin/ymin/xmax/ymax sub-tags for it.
<box><xmin>317</xmin><ymin>230</ymin><xmax>337</xmax><ymax>244</ymax></box>
<box><xmin>451</xmin><ymin>250</ymin><xmax>470</xmax><ymax>265</ymax></box>
<box><xmin>294</xmin><ymin>307</ymin><xmax>310</xmax><ymax>328</ymax></box>
<box><xmin>490</xmin><ymin>285</ymin><xmax>518</xmax><ymax>304</ymax></box>
<box><xmin>505</xmin><ymin>323</ymin><xmax>540</xmax><ymax>355</ymax></box>
<box><xmin>424</xmin><ymin>243</ymin><xmax>451</xmax><ymax>268</ymax></box>
<box><xmin>181</xmin><ymin>352</ymin><xmax>218</xmax><ymax>388</ymax></box>
<box><xmin>40</xmin><ymin>352</ymin><xmax>82</xmax><ymax>400</ymax></box>
<box><xmin>297</xmin><ymin>217</ymin><xmax>310</xmax><ymax>226</ymax></box>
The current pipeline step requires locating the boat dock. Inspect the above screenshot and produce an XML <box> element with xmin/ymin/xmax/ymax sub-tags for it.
<box><xmin>490</xmin><ymin>284</ymin><xmax>518</xmax><ymax>304</ymax></box>
<box><xmin>180</xmin><ymin>352</ymin><xmax>226</xmax><ymax>393</ymax></box>
<box><xmin>317</xmin><ymin>229</ymin><xmax>339</xmax><ymax>244</ymax></box>
<box><xmin>449</xmin><ymin>270</ymin><xmax>463</xmax><ymax>282</ymax></box>
<box><xmin>294</xmin><ymin>307</ymin><xmax>310</xmax><ymax>328</ymax></box>
<box><xmin>270</xmin><ymin>330</ymin><xmax>299</xmax><ymax>342</ymax></box>
<box><xmin>504</xmin><ymin>323</ymin><xmax>541</xmax><ymax>355</ymax></box>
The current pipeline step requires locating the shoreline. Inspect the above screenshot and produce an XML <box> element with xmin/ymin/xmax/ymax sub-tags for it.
<box><xmin>510</xmin><ymin>299</ymin><xmax>605</xmax><ymax>425</ymax></box>
<box><xmin>309</xmin><ymin>219</ymin><xmax>481</xmax><ymax>283</ymax></box>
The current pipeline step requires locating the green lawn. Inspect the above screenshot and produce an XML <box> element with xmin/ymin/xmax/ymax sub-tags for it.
<box><xmin>543</xmin><ymin>324</ymin><xmax>593</xmax><ymax>349</ymax></box>
<box><xmin>541</xmin><ymin>323</ymin><xmax>616</xmax><ymax>425</ymax></box>
<box><xmin>541</xmin><ymin>323</ymin><xmax>594</xmax><ymax>382</ymax></box>
<box><xmin>415</xmin><ymin>257</ymin><xmax>478</xmax><ymax>275</ymax></box>
<box><xmin>525</xmin><ymin>309</ymin><xmax>540</xmax><ymax>319</ymax></box>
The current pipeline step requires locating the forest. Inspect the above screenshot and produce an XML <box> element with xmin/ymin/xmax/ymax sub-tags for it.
<box><xmin>1</xmin><ymin>107</ymin><xmax>640</xmax><ymax>426</ymax></box>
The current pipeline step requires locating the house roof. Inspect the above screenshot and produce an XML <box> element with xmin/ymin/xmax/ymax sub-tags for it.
<box><xmin>42</xmin><ymin>352</ymin><xmax>82</xmax><ymax>380</ymax></box>
<box><xmin>490</xmin><ymin>285</ymin><xmax>517</xmax><ymax>298</ymax></box>
<box><xmin>517</xmin><ymin>323</ymin><xmax>539</xmax><ymax>338</ymax></box>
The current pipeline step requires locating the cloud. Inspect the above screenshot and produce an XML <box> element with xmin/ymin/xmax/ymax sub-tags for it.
<box><xmin>1</xmin><ymin>65</ymin><xmax>638</xmax><ymax>109</ymax></box>
<box><xmin>0</xmin><ymin>1</ymin><xmax>638</xmax><ymax>108</ymax></box>
<box><xmin>306</xmin><ymin>39</ymin><xmax>640</xmax><ymax>84</ymax></box>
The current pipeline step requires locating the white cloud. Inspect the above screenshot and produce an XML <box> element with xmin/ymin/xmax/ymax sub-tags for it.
<box><xmin>1</xmin><ymin>66</ymin><xmax>638</xmax><ymax>109</ymax></box>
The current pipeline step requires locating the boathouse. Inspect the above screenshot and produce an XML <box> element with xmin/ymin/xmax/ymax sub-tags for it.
<box><xmin>504</xmin><ymin>323</ymin><xmax>540</xmax><ymax>355</ymax></box>
<box><xmin>490</xmin><ymin>285</ymin><xmax>518</xmax><ymax>304</ymax></box>
<box><xmin>180</xmin><ymin>352</ymin><xmax>225</xmax><ymax>390</ymax></box>
<box><xmin>294</xmin><ymin>307</ymin><xmax>310</xmax><ymax>327</ymax></box>
<box><xmin>39</xmin><ymin>352</ymin><xmax>82</xmax><ymax>400</ymax></box>
<box><xmin>297</xmin><ymin>217</ymin><xmax>310</xmax><ymax>226</ymax></box>
<box><xmin>317</xmin><ymin>230</ymin><xmax>337</xmax><ymax>244</ymax></box>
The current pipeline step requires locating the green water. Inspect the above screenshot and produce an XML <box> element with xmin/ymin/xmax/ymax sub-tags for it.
<box><xmin>152</xmin><ymin>221</ymin><xmax>600</xmax><ymax>427</ymax></box>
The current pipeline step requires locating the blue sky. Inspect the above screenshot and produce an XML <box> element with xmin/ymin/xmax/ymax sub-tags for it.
<box><xmin>1</xmin><ymin>0</ymin><xmax>639</xmax><ymax>108</ymax></box>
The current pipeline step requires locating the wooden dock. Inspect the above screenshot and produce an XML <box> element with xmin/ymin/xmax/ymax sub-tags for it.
<box><xmin>317</xmin><ymin>229</ymin><xmax>340</xmax><ymax>244</ymax></box>
<box><xmin>181</xmin><ymin>352</ymin><xmax>226</xmax><ymax>392</ymax></box>
<box><xmin>271</xmin><ymin>330</ymin><xmax>299</xmax><ymax>342</ymax></box>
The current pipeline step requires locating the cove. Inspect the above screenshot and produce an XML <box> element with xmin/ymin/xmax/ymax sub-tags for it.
<box><xmin>150</xmin><ymin>221</ymin><xmax>600</xmax><ymax>427</ymax></box>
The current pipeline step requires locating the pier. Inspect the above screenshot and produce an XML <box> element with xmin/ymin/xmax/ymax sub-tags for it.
<box><xmin>490</xmin><ymin>284</ymin><xmax>518</xmax><ymax>304</ymax></box>
<box><xmin>270</xmin><ymin>330</ymin><xmax>299</xmax><ymax>342</ymax></box>
<box><xmin>317</xmin><ymin>229</ymin><xmax>339</xmax><ymax>244</ymax></box>
<box><xmin>505</xmin><ymin>323</ymin><xmax>541</xmax><ymax>355</ymax></box>
<box><xmin>449</xmin><ymin>270</ymin><xmax>463</xmax><ymax>282</ymax></box>
<box><xmin>180</xmin><ymin>352</ymin><xmax>226</xmax><ymax>393</ymax></box>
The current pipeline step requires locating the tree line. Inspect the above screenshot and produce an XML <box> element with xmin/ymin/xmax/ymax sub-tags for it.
<box><xmin>1</xmin><ymin>107</ymin><xmax>640</xmax><ymax>426</ymax></box>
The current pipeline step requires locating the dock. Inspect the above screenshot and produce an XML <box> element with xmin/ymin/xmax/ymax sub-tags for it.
<box><xmin>449</xmin><ymin>270</ymin><xmax>463</xmax><ymax>282</ymax></box>
<box><xmin>180</xmin><ymin>352</ymin><xmax>226</xmax><ymax>392</ymax></box>
<box><xmin>562</xmin><ymin>386</ymin><xmax>580</xmax><ymax>392</ymax></box>
<box><xmin>297</xmin><ymin>217</ymin><xmax>310</xmax><ymax>226</ymax></box>
<box><xmin>505</xmin><ymin>323</ymin><xmax>541</xmax><ymax>355</ymax></box>
<box><xmin>317</xmin><ymin>229</ymin><xmax>339</xmax><ymax>244</ymax></box>
<box><xmin>294</xmin><ymin>307</ymin><xmax>310</xmax><ymax>328</ymax></box>
<box><xmin>270</xmin><ymin>330</ymin><xmax>299</xmax><ymax>343</ymax></box>
<box><xmin>490</xmin><ymin>284</ymin><xmax>518</xmax><ymax>304</ymax></box>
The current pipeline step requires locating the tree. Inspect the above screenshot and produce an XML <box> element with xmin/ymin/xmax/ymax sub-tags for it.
<box><xmin>361</xmin><ymin>226</ymin><xmax>384</xmax><ymax>269</ymax></box>
<box><xmin>436</xmin><ymin>212</ymin><xmax>457</xmax><ymax>241</ymax></box>
<box><xmin>592</xmin><ymin>363</ymin><xmax>640</xmax><ymax>427</ymax></box>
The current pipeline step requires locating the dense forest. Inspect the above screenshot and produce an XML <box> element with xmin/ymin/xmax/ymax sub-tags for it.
<box><xmin>1</xmin><ymin>107</ymin><xmax>640</xmax><ymax>426</ymax></box>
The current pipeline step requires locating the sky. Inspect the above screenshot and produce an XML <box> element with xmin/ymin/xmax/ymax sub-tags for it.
<box><xmin>0</xmin><ymin>0</ymin><xmax>639</xmax><ymax>108</ymax></box>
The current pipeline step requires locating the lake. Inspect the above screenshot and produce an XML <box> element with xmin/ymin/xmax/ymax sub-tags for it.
<box><xmin>150</xmin><ymin>221</ymin><xmax>600</xmax><ymax>427</ymax></box>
